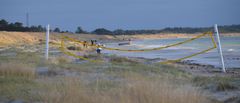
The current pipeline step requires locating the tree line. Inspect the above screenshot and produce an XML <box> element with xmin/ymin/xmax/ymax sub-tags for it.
<box><xmin>0</xmin><ymin>19</ymin><xmax>71</xmax><ymax>33</ymax></box>
<box><xmin>0</xmin><ymin>19</ymin><xmax>46</xmax><ymax>32</ymax></box>
<box><xmin>1</xmin><ymin>19</ymin><xmax>240</xmax><ymax>35</ymax></box>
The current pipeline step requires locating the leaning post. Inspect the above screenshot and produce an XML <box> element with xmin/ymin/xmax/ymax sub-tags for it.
<box><xmin>214</xmin><ymin>24</ymin><xmax>226</xmax><ymax>73</ymax></box>
<box><xmin>45</xmin><ymin>24</ymin><xmax>50</xmax><ymax>60</ymax></box>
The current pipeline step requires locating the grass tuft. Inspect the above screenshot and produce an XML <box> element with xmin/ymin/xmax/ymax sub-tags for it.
<box><xmin>0</xmin><ymin>62</ymin><xmax>35</xmax><ymax>78</ymax></box>
<box><xmin>109</xmin><ymin>55</ymin><xmax>139</xmax><ymax>64</ymax></box>
<box><xmin>215</xmin><ymin>77</ymin><xmax>238</xmax><ymax>91</ymax></box>
<box><xmin>193</xmin><ymin>76</ymin><xmax>238</xmax><ymax>91</ymax></box>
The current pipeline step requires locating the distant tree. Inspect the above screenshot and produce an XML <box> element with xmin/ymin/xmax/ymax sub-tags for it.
<box><xmin>28</xmin><ymin>25</ymin><xmax>45</xmax><ymax>32</ymax></box>
<box><xmin>37</xmin><ymin>25</ymin><xmax>44</xmax><ymax>32</ymax></box>
<box><xmin>92</xmin><ymin>28</ymin><xmax>112</xmax><ymax>35</ymax></box>
<box><xmin>113</xmin><ymin>29</ymin><xmax>125</xmax><ymax>35</ymax></box>
<box><xmin>75</xmin><ymin>26</ymin><xmax>86</xmax><ymax>34</ymax></box>
<box><xmin>14</xmin><ymin>22</ymin><xmax>24</xmax><ymax>31</ymax></box>
<box><xmin>14</xmin><ymin>22</ymin><xmax>23</xmax><ymax>27</ymax></box>
<box><xmin>38</xmin><ymin>27</ymin><xmax>43</xmax><ymax>32</ymax></box>
<box><xmin>54</xmin><ymin>27</ymin><xmax>61</xmax><ymax>32</ymax></box>
<box><xmin>29</xmin><ymin>26</ymin><xmax>38</xmax><ymax>32</ymax></box>
<box><xmin>0</xmin><ymin>19</ymin><xmax>8</xmax><ymax>30</ymax></box>
<box><xmin>0</xmin><ymin>19</ymin><xmax>8</xmax><ymax>26</ymax></box>
<box><xmin>5</xmin><ymin>22</ymin><xmax>24</xmax><ymax>31</ymax></box>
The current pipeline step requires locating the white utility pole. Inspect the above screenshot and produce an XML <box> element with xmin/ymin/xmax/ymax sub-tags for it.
<box><xmin>45</xmin><ymin>24</ymin><xmax>50</xmax><ymax>60</ymax></box>
<box><xmin>214</xmin><ymin>24</ymin><xmax>226</xmax><ymax>73</ymax></box>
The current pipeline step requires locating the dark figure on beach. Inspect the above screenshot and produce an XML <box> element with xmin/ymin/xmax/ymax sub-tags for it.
<box><xmin>96</xmin><ymin>48</ymin><xmax>102</xmax><ymax>54</ymax></box>
<box><xmin>83</xmin><ymin>41</ymin><xmax>88</xmax><ymax>48</ymax></box>
<box><xmin>91</xmin><ymin>40</ymin><xmax>94</xmax><ymax>46</ymax></box>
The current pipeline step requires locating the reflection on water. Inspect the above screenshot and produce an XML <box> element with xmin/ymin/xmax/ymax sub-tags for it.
<box><xmin>103</xmin><ymin>37</ymin><xmax>240</xmax><ymax>68</ymax></box>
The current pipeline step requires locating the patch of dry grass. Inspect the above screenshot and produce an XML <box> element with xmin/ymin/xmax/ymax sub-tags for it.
<box><xmin>36</xmin><ymin>77</ymin><xmax>93</xmax><ymax>103</ymax></box>
<box><xmin>109</xmin><ymin>55</ymin><xmax>139</xmax><ymax>64</ymax></box>
<box><xmin>0</xmin><ymin>62</ymin><xmax>35</xmax><ymax>78</ymax></box>
<box><xmin>109</xmin><ymin>82</ymin><xmax>207</xmax><ymax>103</ymax></box>
<box><xmin>48</xmin><ymin>56</ymin><xmax>72</xmax><ymax>65</ymax></box>
<box><xmin>36</xmin><ymin>76</ymin><xmax>210</xmax><ymax>103</ymax></box>
<box><xmin>193</xmin><ymin>76</ymin><xmax>238</xmax><ymax>91</ymax></box>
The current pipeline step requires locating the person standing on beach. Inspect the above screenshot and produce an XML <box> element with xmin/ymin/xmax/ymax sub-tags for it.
<box><xmin>91</xmin><ymin>40</ymin><xmax>94</xmax><ymax>46</ymax></box>
<box><xmin>96</xmin><ymin>43</ymin><xmax>102</xmax><ymax>54</ymax></box>
<box><xmin>96</xmin><ymin>47</ymin><xmax>102</xmax><ymax>54</ymax></box>
<box><xmin>83</xmin><ymin>41</ymin><xmax>88</xmax><ymax>48</ymax></box>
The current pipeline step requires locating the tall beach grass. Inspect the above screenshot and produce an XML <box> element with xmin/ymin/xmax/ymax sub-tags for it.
<box><xmin>0</xmin><ymin>62</ymin><xmax>35</xmax><ymax>78</ymax></box>
<box><xmin>36</xmin><ymin>76</ymin><xmax>210</xmax><ymax>103</ymax></box>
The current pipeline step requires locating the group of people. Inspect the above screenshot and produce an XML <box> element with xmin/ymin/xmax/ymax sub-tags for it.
<box><xmin>82</xmin><ymin>39</ymin><xmax>103</xmax><ymax>54</ymax></box>
<box><xmin>83</xmin><ymin>39</ymin><xmax>97</xmax><ymax>48</ymax></box>
<box><xmin>90</xmin><ymin>40</ymin><xmax>97</xmax><ymax>46</ymax></box>
<box><xmin>82</xmin><ymin>38</ymin><xmax>132</xmax><ymax>54</ymax></box>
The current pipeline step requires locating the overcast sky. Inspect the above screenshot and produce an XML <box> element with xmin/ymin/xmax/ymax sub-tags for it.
<box><xmin>0</xmin><ymin>0</ymin><xmax>240</xmax><ymax>31</ymax></box>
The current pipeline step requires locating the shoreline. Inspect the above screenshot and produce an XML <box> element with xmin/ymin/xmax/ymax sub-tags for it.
<box><xmin>126</xmin><ymin>56</ymin><xmax>240</xmax><ymax>76</ymax></box>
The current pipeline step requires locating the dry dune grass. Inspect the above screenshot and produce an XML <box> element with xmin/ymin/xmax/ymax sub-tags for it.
<box><xmin>37</xmin><ymin>77</ymin><xmax>210</xmax><ymax>103</ymax></box>
<box><xmin>0</xmin><ymin>62</ymin><xmax>35</xmax><ymax>78</ymax></box>
<box><xmin>0</xmin><ymin>31</ymin><xmax>63</xmax><ymax>46</ymax></box>
<box><xmin>76</xmin><ymin>33</ymin><xmax>114</xmax><ymax>40</ymax></box>
<box><xmin>0</xmin><ymin>31</ymin><xmax>114</xmax><ymax>47</ymax></box>
<box><xmin>37</xmin><ymin>77</ymin><xmax>92</xmax><ymax>103</ymax></box>
<box><xmin>0</xmin><ymin>31</ymin><xmax>40</xmax><ymax>45</ymax></box>
<box><xmin>110</xmin><ymin>82</ymin><xmax>207</xmax><ymax>103</ymax></box>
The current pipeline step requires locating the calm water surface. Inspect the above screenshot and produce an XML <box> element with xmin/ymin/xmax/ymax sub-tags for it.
<box><xmin>103</xmin><ymin>37</ymin><xmax>240</xmax><ymax>68</ymax></box>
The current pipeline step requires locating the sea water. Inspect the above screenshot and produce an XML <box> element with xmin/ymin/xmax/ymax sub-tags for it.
<box><xmin>103</xmin><ymin>37</ymin><xmax>240</xmax><ymax>69</ymax></box>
